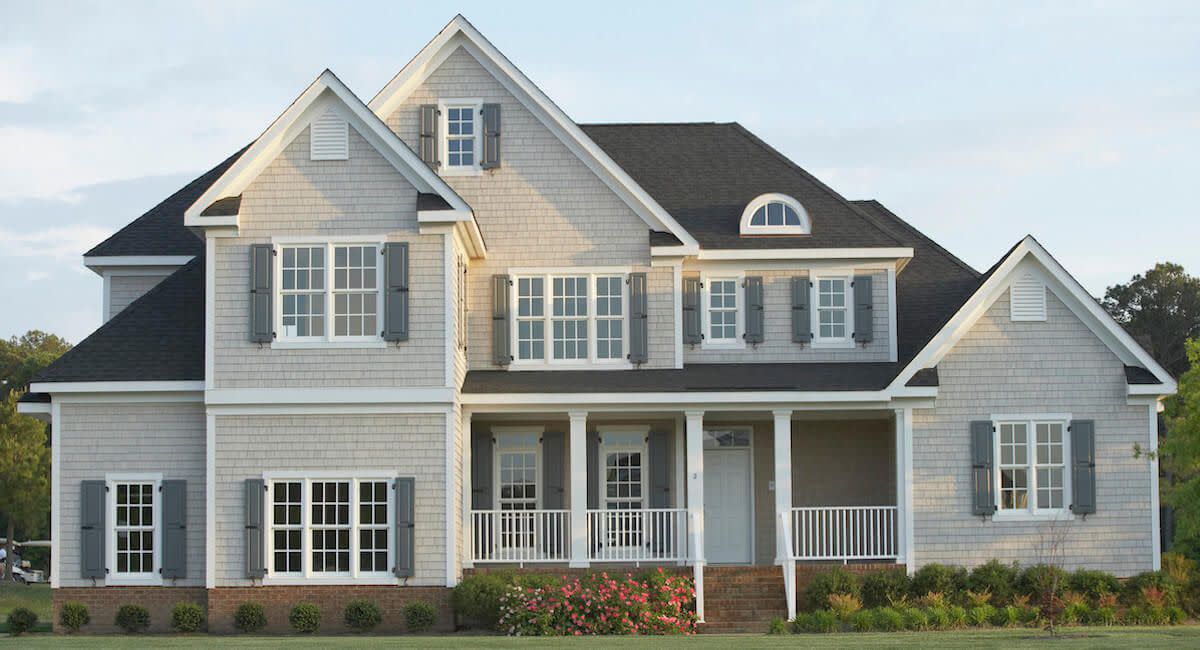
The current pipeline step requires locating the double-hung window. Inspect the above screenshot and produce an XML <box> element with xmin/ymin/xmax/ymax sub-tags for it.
<box><xmin>112</xmin><ymin>480</ymin><xmax>157</xmax><ymax>579</ymax></box>
<box><xmin>995</xmin><ymin>417</ymin><xmax>1071</xmax><ymax>517</ymax></box>
<box><xmin>511</xmin><ymin>271</ymin><xmax>629</xmax><ymax>366</ymax></box>
<box><xmin>266</xmin><ymin>475</ymin><xmax>395</xmax><ymax>581</ymax></box>
<box><xmin>812</xmin><ymin>275</ymin><xmax>853</xmax><ymax>345</ymax></box>
<box><xmin>277</xmin><ymin>242</ymin><xmax>382</xmax><ymax>345</ymax></box>
<box><xmin>701</xmin><ymin>276</ymin><xmax>741</xmax><ymax>347</ymax></box>
<box><xmin>440</xmin><ymin>100</ymin><xmax>481</xmax><ymax>174</ymax></box>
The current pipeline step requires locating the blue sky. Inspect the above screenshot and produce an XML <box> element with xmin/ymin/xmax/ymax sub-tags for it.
<box><xmin>1</xmin><ymin>1</ymin><xmax>1197</xmax><ymax>343</ymax></box>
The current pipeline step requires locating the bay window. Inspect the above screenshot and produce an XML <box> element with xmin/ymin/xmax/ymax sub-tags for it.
<box><xmin>276</xmin><ymin>242</ymin><xmax>382</xmax><ymax>344</ymax></box>
<box><xmin>511</xmin><ymin>270</ymin><xmax>629</xmax><ymax>366</ymax></box>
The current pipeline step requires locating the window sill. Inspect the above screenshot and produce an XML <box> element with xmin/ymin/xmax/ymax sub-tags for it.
<box><xmin>701</xmin><ymin>340</ymin><xmax>745</xmax><ymax>351</ymax></box>
<box><xmin>810</xmin><ymin>339</ymin><xmax>856</xmax><ymax>349</ymax></box>
<box><xmin>106</xmin><ymin>575</ymin><xmax>163</xmax><ymax>587</ymax></box>
<box><xmin>263</xmin><ymin>575</ymin><xmax>401</xmax><ymax>586</ymax></box>
<box><xmin>508</xmin><ymin>361</ymin><xmax>634</xmax><ymax>371</ymax></box>
<box><xmin>990</xmin><ymin>511</ymin><xmax>1076</xmax><ymax>523</ymax></box>
<box><xmin>440</xmin><ymin>166</ymin><xmax>483</xmax><ymax>177</ymax></box>
<box><xmin>271</xmin><ymin>340</ymin><xmax>388</xmax><ymax>350</ymax></box>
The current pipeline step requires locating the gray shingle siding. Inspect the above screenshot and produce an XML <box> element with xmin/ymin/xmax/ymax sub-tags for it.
<box><xmin>108</xmin><ymin>273</ymin><xmax>171</xmax><ymax>319</ymax></box>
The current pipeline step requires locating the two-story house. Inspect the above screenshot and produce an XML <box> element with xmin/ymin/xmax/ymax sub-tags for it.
<box><xmin>19</xmin><ymin>15</ymin><xmax>1176</xmax><ymax>634</ymax></box>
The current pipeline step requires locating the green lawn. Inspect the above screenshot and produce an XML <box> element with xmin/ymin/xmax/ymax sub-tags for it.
<box><xmin>0</xmin><ymin>582</ymin><xmax>51</xmax><ymax>633</ymax></box>
<box><xmin>3</xmin><ymin>628</ymin><xmax>1200</xmax><ymax>648</ymax></box>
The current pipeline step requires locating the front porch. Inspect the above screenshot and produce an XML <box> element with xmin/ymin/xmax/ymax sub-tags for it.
<box><xmin>463</xmin><ymin>409</ymin><xmax>913</xmax><ymax>613</ymax></box>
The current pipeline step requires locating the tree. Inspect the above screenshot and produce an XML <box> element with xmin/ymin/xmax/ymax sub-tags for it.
<box><xmin>1102</xmin><ymin>263</ymin><xmax>1200</xmax><ymax>378</ymax></box>
<box><xmin>0</xmin><ymin>330</ymin><xmax>72</xmax><ymax>396</ymax></box>
<box><xmin>0</xmin><ymin>390</ymin><xmax>50</xmax><ymax>580</ymax></box>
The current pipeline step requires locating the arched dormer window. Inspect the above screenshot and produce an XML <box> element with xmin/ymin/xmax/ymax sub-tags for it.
<box><xmin>739</xmin><ymin>193</ymin><xmax>811</xmax><ymax>236</ymax></box>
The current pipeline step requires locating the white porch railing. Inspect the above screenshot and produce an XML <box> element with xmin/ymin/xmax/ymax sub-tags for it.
<box><xmin>790</xmin><ymin>506</ymin><xmax>898</xmax><ymax>561</ymax></box>
<box><xmin>470</xmin><ymin>510</ymin><xmax>570</xmax><ymax>564</ymax></box>
<box><xmin>586</xmin><ymin>508</ymin><xmax>688</xmax><ymax>562</ymax></box>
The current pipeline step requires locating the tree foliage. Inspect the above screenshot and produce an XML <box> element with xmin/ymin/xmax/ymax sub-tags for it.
<box><xmin>1102</xmin><ymin>263</ymin><xmax>1200</xmax><ymax>378</ymax></box>
<box><xmin>0</xmin><ymin>330</ymin><xmax>72</xmax><ymax>395</ymax></box>
<box><xmin>1162</xmin><ymin>340</ymin><xmax>1200</xmax><ymax>557</ymax></box>
<box><xmin>0</xmin><ymin>390</ymin><xmax>50</xmax><ymax>575</ymax></box>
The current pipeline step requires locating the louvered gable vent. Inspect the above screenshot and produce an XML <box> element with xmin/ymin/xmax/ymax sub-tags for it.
<box><xmin>310</xmin><ymin>108</ymin><xmax>349</xmax><ymax>161</ymax></box>
<box><xmin>1010</xmin><ymin>272</ymin><xmax>1047</xmax><ymax>321</ymax></box>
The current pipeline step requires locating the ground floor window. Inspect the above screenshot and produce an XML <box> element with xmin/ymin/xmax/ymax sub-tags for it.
<box><xmin>995</xmin><ymin>416</ymin><xmax>1070</xmax><ymax>516</ymax></box>
<box><xmin>598</xmin><ymin>430</ymin><xmax>647</xmax><ymax>548</ymax></box>
<box><xmin>113</xmin><ymin>481</ymin><xmax>156</xmax><ymax>577</ymax></box>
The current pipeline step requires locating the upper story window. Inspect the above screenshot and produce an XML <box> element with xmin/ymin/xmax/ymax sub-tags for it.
<box><xmin>814</xmin><ymin>276</ymin><xmax>851</xmax><ymax>342</ymax></box>
<box><xmin>439</xmin><ymin>100</ymin><xmax>482</xmax><ymax>175</ymax></box>
<box><xmin>512</xmin><ymin>270</ymin><xmax>629</xmax><ymax>367</ymax></box>
<box><xmin>739</xmin><ymin>193</ymin><xmax>811</xmax><ymax>236</ymax></box>
<box><xmin>699</xmin><ymin>274</ymin><xmax>743</xmax><ymax>348</ymax></box>
<box><xmin>277</xmin><ymin>242</ymin><xmax>382</xmax><ymax>345</ymax></box>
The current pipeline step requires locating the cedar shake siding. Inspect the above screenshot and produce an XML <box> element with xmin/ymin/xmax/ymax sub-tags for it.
<box><xmin>912</xmin><ymin>289</ymin><xmax>1154</xmax><ymax>575</ymax></box>
<box><xmin>385</xmin><ymin>46</ymin><xmax>675</xmax><ymax>370</ymax></box>
<box><xmin>212</xmin><ymin>125</ymin><xmax>447</xmax><ymax>389</ymax></box>
<box><xmin>107</xmin><ymin>272</ymin><xmax>172</xmax><ymax>320</ymax></box>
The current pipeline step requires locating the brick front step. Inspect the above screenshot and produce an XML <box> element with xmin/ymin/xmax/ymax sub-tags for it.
<box><xmin>700</xmin><ymin>565</ymin><xmax>788</xmax><ymax>633</ymax></box>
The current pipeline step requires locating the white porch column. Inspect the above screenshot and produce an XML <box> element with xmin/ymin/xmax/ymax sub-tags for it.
<box><xmin>461</xmin><ymin>410</ymin><xmax>474</xmax><ymax>569</ymax></box>
<box><xmin>569</xmin><ymin>411</ymin><xmax>589</xmax><ymax>568</ymax></box>
<box><xmin>894</xmin><ymin>407</ymin><xmax>915</xmax><ymax>572</ymax></box>
<box><xmin>685</xmin><ymin>410</ymin><xmax>705</xmax><ymax>622</ymax></box>
<box><xmin>773</xmin><ymin>410</ymin><xmax>793</xmax><ymax>563</ymax></box>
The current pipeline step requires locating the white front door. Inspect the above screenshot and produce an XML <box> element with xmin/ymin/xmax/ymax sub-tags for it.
<box><xmin>703</xmin><ymin>447</ymin><xmax>752</xmax><ymax>564</ymax></box>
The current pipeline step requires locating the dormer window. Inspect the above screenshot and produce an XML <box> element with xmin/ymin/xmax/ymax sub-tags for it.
<box><xmin>739</xmin><ymin>193</ymin><xmax>811</xmax><ymax>236</ymax></box>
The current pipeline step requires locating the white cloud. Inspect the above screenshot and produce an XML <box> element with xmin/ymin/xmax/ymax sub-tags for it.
<box><xmin>24</xmin><ymin>270</ymin><xmax>50</xmax><ymax>282</ymax></box>
<box><xmin>0</xmin><ymin>45</ymin><xmax>43</xmax><ymax>103</ymax></box>
<box><xmin>0</xmin><ymin>225</ymin><xmax>114</xmax><ymax>261</ymax></box>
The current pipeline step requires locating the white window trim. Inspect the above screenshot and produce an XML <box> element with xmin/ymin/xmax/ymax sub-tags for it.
<box><xmin>990</xmin><ymin>413</ymin><xmax>1076</xmax><ymax>522</ymax></box>
<box><xmin>493</xmin><ymin>430</ymin><xmax>543</xmax><ymax>511</ymax></box>
<box><xmin>456</xmin><ymin>253</ymin><xmax>468</xmax><ymax>350</ymax></box>
<box><xmin>509</xmin><ymin>268</ymin><xmax>633</xmax><ymax>370</ymax></box>
<box><xmin>739</xmin><ymin>193</ymin><xmax>812</xmax><ymax>236</ymax></box>
<box><xmin>596</xmin><ymin>426</ymin><xmax>650</xmax><ymax>514</ymax></box>
<box><xmin>700</xmin><ymin>273</ymin><xmax>745</xmax><ymax>349</ymax></box>
<box><xmin>810</xmin><ymin>273</ymin><xmax>855</xmax><ymax>349</ymax></box>
<box><xmin>438</xmin><ymin>98</ymin><xmax>483</xmax><ymax>176</ymax></box>
<box><xmin>272</xmin><ymin>240</ymin><xmax>386</xmax><ymax>348</ymax></box>
<box><xmin>106</xmin><ymin>472</ymin><xmax>163</xmax><ymax>586</ymax></box>
<box><xmin>262</xmin><ymin>472</ymin><xmax>399</xmax><ymax>585</ymax></box>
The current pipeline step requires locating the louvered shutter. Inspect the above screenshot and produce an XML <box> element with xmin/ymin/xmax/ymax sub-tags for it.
<box><xmin>471</xmin><ymin>432</ymin><xmax>493</xmax><ymax>510</ymax></box>
<box><xmin>628</xmin><ymin>272</ymin><xmax>648</xmax><ymax>364</ymax></box>
<box><xmin>383</xmin><ymin>243</ymin><xmax>409</xmax><ymax>341</ymax></box>
<box><xmin>744</xmin><ymin>276</ymin><xmax>764</xmax><ymax>344</ymax></box>
<box><xmin>1070</xmin><ymin>420</ymin><xmax>1097</xmax><ymax>515</ymax></box>
<box><xmin>249</xmin><ymin>245</ymin><xmax>273</xmax><ymax>343</ymax></box>
<box><xmin>682</xmin><ymin>277</ymin><xmax>701</xmax><ymax>344</ymax></box>
<box><xmin>542</xmin><ymin>431</ymin><xmax>566</xmax><ymax>509</ymax></box>
<box><xmin>80</xmin><ymin>480</ymin><xmax>105</xmax><ymax>578</ymax></box>
<box><xmin>492</xmin><ymin>275</ymin><xmax>511</xmax><ymax>366</ymax></box>
<box><xmin>586</xmin><ymin>433</ymin><xmax>599</xmax><ymax>510</ymax></box>
<box><xmin>418</xmin><ymin>104</ymin><xmax>438</xmax><ymax>165</ymax></box>
<box><xmin>244</xmin><ymin>479</ymin><xmax>265</xmax><ymax>578</ymax></box>
<box><xmin>648</xmin><ymin>431</ymin><xmax>673</xmax><ymax>553</ymax></box>
<box><xmin>853</xmin><ymin>275</ymin><xmax>874</xmax><ymax>344</ymax></box>
<box><xmin>791</xmin><ymin>276</ymin><xmax>812</xmax><ymax>343</ymax></box>
<box><xmin>161</xmin><ymin>480</ymin><xmax>187</xmax><ymax>579</ymax></box>
<box><xmin>970</xmin><ymin>421</ymin><xmax>996</xmax><ymax>515</ymax></box>
<box><xmin>394</xmin><ymin>477</ymin><xmax>415</xmax><ymax>578</ymax></box>
<box><xmin>481</xmin><ymin>103</ymin><xmax>501</xmax><ymax>169</ymax></box>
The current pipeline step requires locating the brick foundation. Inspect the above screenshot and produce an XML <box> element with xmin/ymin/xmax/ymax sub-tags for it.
<box><xmin>206</xmin><ymin>585</ymin><xmax>453</xmax><ymax>634</ymax></box>
<box><xmin>53</xmin><ymin>586</ymin><xmax>209</xmax><ymax>633</ymax></box>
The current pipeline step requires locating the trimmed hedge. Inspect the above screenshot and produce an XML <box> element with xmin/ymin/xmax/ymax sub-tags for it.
<box><xmin>234</xmin><ymin>602</ymin><xmax>267</xmax><ymax>633</ymax></box>
<box><xmin>59</xmin><ymin>601</ymin><xmax>90</xmax><ymax>634</ymax></box>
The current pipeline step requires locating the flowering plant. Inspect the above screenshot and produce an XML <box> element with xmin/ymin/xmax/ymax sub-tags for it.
<box><xmin>498</xmin><ymin>568</ymin><xmax>698</xmax><ymax>635</ymax></box>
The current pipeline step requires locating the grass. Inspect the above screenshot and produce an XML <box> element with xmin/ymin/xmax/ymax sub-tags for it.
<box><xmin>2</xmin><ymin>627</ymin><xmax>1200</xmax><ymax>647</ymax></box>
<box><xmin>0</xmin><ymin>582</ymin><xmax>51</xmax><ymax>633</ymax></box>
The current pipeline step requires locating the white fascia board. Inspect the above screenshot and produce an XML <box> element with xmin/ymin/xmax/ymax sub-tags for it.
<box><xmin>887</xmin><ymin>236</ymin><xmax>1177</xmax><ymax>394</ymax></box>
<box><xmin>16</xmin><ymin>403</ymin><xmax>51</xmax><ymax>422</ymax></box>
<box><xmin>367</xmin><ymin>16</ymin><xmax>699</xmax><ymax>250</ymax></box>
<box><xmin>1128</xmin><ymin>383</ymin><xmax>1172</xmax><ymax>397</ymax></box>
<box><xmin>183</xmin><ymin>69</ymin><xmax>472</xmax><ymax>227</ymax></box>
<box><xmin>463</xmin><ymin>390</ymin><xmax>899</xmax><ymax>407</ymax></box>
<box><xmin>84</xmin><ymin>255</ymin><xmax>195</xmax><ymax>270</ymax></box>
<box><xmin>693</xmin><ymin>247</ymin><xmax>914</xmax><ymax>262</ymax></box>
<box><xmin>417</xmin><ymin>209</ymin><xmax>473</xmax><ymax>223</ymax></box>
<box><xmin>650</xmin><ymin>245</ymin><xmax>700</xmax><ymax>258</ymax></box>
<box><xmin>204</xmin><ymin>387</ymin><xmax>456</xmax><ymax>406</ymax></box>
<box><xmin>30</xmin><ymin>381</ymin><xmax>205</xmax><ymax>393</ymax></box>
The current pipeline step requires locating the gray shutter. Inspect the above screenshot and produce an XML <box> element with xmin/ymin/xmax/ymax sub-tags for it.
<box><xmin>1070</xmin><ymin>420</ymin><xmax>1097</xmax><ymax>515</ymax></box>
<box><xmin>418</xmin><ymin>104</ymin><xmax>438</xmax><ymax>165</ymax></box>
<box><xmin>628</xmin><ymin>272</ymin><xmax>648</xmax><ymax>364</ymax></box>
<box><xmin>481</xmin><ymin>103</ymin><xmax>501</xmax><ymax>169</ymax></box>
<box><xmin>395</xmin><ymin>477</ymin><xmax>415</xmax><ymax>578</ymax></box>
<box><xmin>682</xmin><ymin>276</ymin><xmax>702</xmax><ymax>344</ymax></box>
<box><xmin>249</xmin><ymin>244</ymin><xmax>273</xmax><ymax>343</ymax></box>
<box><xmin>970</xmin><ymin>421</ymin><xmax>996</xmax><ymax>515</ymax></box>
<box><xmin>161</xmin><ymin>480</ymin><xmax>187</xmax><ymax>579</ymax></box>
<box><xmin>80</xmin><ymin>480</ymin><xmax>105</xmax><ymax>579</ymax></box>
<box><xmin>744</xmin><ymin>276</ymin><xmax>764</xmax><ymax>345</ymax></box>
<box><xmin>492</xmin><ymin>275</ymin><xmax>512</xmax><ymax>366</ymax></box>
<box><xmin>542</xmin><ymin>431</ymin><xmax>566</xmax><ymax>509</ymax></box>
<box><xmin>244</xmin><ymin>478</ymin><xmax>265</xmax><ymax>578</ymax></box>
<box><xmin>383</xmin><ymin>243</ymin><xmax>409</xmax><ymax>341</ymax></box>
<box><xmin>470</xmin><ymin>431</ymin><xmax>493</xmax><ymax>510</ymax></box>
<box><xmin>586</xmin><ymin>433</ymin><xmax>599</xmax><ymax>510</ymax></box>
<box><xmin>791</xmin><ymin>276</ymin><xmax>812</xmax><ymax>343</ymax></box>
<box><xmin>853</xmin><ymin>275</ymin><xmax>874</xmax><ymax>344</ymax></box>
<box><xmin>648</xmin><ymin>432</ymin><xmax>671</xmax><ymax>508</ymax></box>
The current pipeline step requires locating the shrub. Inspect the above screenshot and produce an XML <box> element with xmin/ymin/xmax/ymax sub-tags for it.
<box><xmin>59</xmin><ymin>601</ymin><xmax>90</xmax><ymax>633</ymax></box>
<box><xmin>1068</xmin><ymin>569</ymin><xmax>1121</xmax><ymax>603</ymax></box>
<box><xmin>992</xmin><ymin>605</ymin><xmax>1022</xmax><ymax>627</ymax></box>
<box><xmin>965</xmin><ymin>589</ymin><xmax>993</xmax><ymax>608</ymax></box>
<box><xmin>1060</xmin><ymin>601</ymin><xmax>1090</xmax><ymax>626</ymax></box>
<box><xmin>1015</xmin><ymin>564</ymin><xmax>1068</xmax><ymax>601</ymax></box>
<box><xmin>1089</xmin><ymin>604</ymin><xmax>1117</xmax><ymax>626</ymax></box>
<box><xmin>1182</xmin><ymin>575</ymin><xmax>1200</xmax><ymax>617</ymax></box>
<box><xmin>1162</xmin><ymin>552</ymin><xmax>1196</xmax><ymax>585</ymax></box>
<box><xmin>497</xmin><ymin>569</ymin><xmax>696</xmax><ymax>635</ymax></box>
<box><xmin>452</xmin><ymin>571</ymin><xmax>562</xmax><ymax>630</ymax></box>
<box><xmin>403</xmin><ymin>600</ymin><xmax>437</xmax><ymax>633</ymax></box>
<box><xmin>926</xmin><ymin>606</ymin><xmax>951</xmax><ymax>630</ymax></box>
<box><xmin>289</xmin><ymin>602</ymin><xmax>321</xmax><ymax>634</ymax></box>
<box><xmin>344</xmin><ymin>599</ymin><xmax>382</xmax><ymax>633</ymax></box>
<box><xmin>792</xmin><ymin>610</ymin><xmax>837</xmax><ymax>633</ymax></box>
<box><xmin>170</xmin><ymin>602</ymin><xmax>205</xmax><ymax>633</ymax></box>
<box><xmin>767</xmin><ymin>617</ymin><xmax>790</xmax><ymax>634</ymax></box>
<box><xmin>947</xmin><ymin>604</ymin><xmax>968</xmax><ymax>628</ymax></box>
<box><xmin>849</xmin><ymin>609</ymin><xmax>875</xmax><ymax>632</ymax></box>
<box><xmin>902</xmin><ymin>607</ymin><xmax>930</xmax><ymax>631</ymax></box>
<box><xmin>1124</xmin><ymin>605</ymin><xmax>1150</xmax><ymax>625</ymax></box>
<box><xmin>968</xmin><ymin>604</ymin><xmax>996</xmax><ymax>627</ymax></box>
<box><xmin>916</xmin><ymin>591</ymin><xmax>949</xmax><ymax>608</ymax></box>
<box><xmin>804</xmin><ymin>567</ymin><xmax>861</xmax><ymax>611</ymax></box>
<box><xmin>873</xmin><ymin>606</ymin><xmax>905</xmax><ymax>631</ymax></box>
<box><xmin>115</xmin><ymin>604</ymin><xmax>150</xmax><ymax>633</ymax></box>
<box><xmin>1123</xmin><ymin>571</ymin><xmax>1180</xmax><ymax>607</ymax></box>
<box><xmin>6</xmin><ymin>608</ymin><xmax>38</xmax><ymax>636</ymax></box>
<box><xmin>234</xmin><ymin>602</ymin><xmax>267</xmax><ymax>633</ymax></box>
<box><xmin>1166</xmin><ymin>605</ymin><xmax>1187</xmax><ymax>625</ymax></box>
<box><xmin>827</xmin><ymin>593</ymin><xmax>862</xmax><ymax>620</ymax></box>
<box><xmin>967</xmin><ymin>560</ymin><xmax>1018</xmax><ymax>606</ymax></box>
<box><xmin>910</xmin><ymin>564</ymin><xmax>967</xmax><ymax>601</ymax></box>
<box><xmin>861</xmin><ymin>569</ymin><xmax>910</xmax><ymax>608</ymax></box>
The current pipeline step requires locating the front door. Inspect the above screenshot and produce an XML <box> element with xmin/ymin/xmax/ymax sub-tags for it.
<box><xmin>703</xmin><ymin>430</ymin><xmax>753</xmax><ymax>564</ymax></box>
